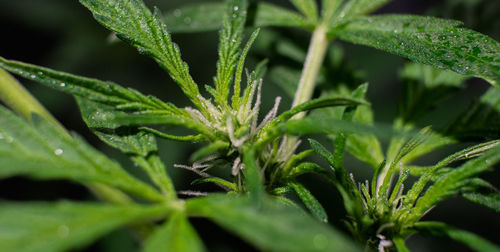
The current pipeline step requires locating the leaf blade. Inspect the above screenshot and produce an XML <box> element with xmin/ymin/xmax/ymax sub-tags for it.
<box><xmin>332</xmin><ymin>15</ymin><xmax>500</xmax><ymax>85</ymax></box>
<box><xmin>0</xmin><ymin>201</ymin><xmax>164</xmax><ymax>252</ymax></box>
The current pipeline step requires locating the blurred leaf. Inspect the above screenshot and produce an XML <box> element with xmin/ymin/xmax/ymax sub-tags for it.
<box><xmin>290</xmin><ymin>0</ymin><xmax>318</xmax><ymax>22</ymax></box>
<box><xmin>332</xmin><ymin>15</ymin><xmax>500</xmax><ymax>85</ymax></box>
<box><xmin>444</xmin><ymin>87</ymin><xmax>500</xmax><ymax>140</ymax></box>
<box><xmin>393</xmin><ymin>237</ymin><xmax>411</xmax><ymax>252</ymax></box>
<box><xmin>254</xmin><ymin>3</ymin><xmax>311</xmax><ymax>28</ymax></box>
<box><xmin>186</xmin><ymin>194</ymin><xmax>361</xmax><ymax>252</ymax></box>
<box><xmin>336</xmin><ymin>0</ymin><xmax>392</xmax><ymax>20</ymax></box>
<box><xmin>162</xmin><ymin>2</ymin><xmax>310</xmax><ymax>33</ymax></box>
<box><xmin>398</xmin><ymin>62</ymin><xmax>467</xmax><ymax>123</ymax></box>
<box><xmin>143</xmin><ymin>213</ymin><xmax>206</xmax><ymax>252</ymax></box>
<box><xmin>290</xmin><ymin>181</ymin><xmax>328</xmax><ymax>222</ymax></box>
<box><xmin>269</xmin><ymin>66</ymin><xmax>301</xmax><ymax>97</ymax></box>
<box><xmin>0</xmin><ymin>201</ymin><xmax>164</xmax><ymax>252</ymax></box>
<box><xmin>163</xmin><ymin>2</ymin><xmax>226</xmax><ymax>33</ymax></box>
<box><xmin>243</xmin><ymin>148</ymin><xmax>264</xmax><ymax>202</ymax></box>
<box><xmin>79</xmin><ymin>0</ymin><xmax>202</xmax><ymax>105</ymax></box>
<box><xmin>413</xmin><ymin>222</ymin><xmax>500</xmax><ymax>252</ymax></box>
<box><xmin>0</xmin><ymin>105</ymin><xmax>163</xmax><ymax>202</ymax></box>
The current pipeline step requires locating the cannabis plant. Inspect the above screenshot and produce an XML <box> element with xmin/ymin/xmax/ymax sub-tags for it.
<box><xmin>0</xmin><ymin>0</ymin><xmax>499</xmax><ymax>251</ymax></box>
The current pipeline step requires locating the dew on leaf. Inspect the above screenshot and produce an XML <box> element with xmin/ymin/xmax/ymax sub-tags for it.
<box><xmin>173</xmin><ymin>9</ymin><xmax>181</xmax><ymax>17</ymax></box>
<box><xmin>57</xmin><ymin>225</ymin><xmax>70</xmax><ymax>238</ymax></box>
<box><xmin>184</xmin><ymin>17</ymin><xmax>191</xmax><ymax>24</ymax></box>
<box><xmin>54</xmin><ymin>149</ymin><xmax>64</xmax><ymax>155</ymax></box>
<box><xmin>60</xmin><ymin>83</ymin><xmax>66</xmax><ymax>87</ymax></box>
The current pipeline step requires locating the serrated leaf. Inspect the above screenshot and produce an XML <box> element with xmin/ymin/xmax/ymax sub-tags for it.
<box><xmin>413</xmin><ymin>222</ymin><xmax>500</xmax><ymax>252</ymax></box>
<box><xmin>332</xmin><ymin>15</ymin><xmax>500</xmax><ymax>85</ymax></box>
<box><xmin>78</xmin><ymin>0</ymin><xmax>202</xmax><ymax>105</ymax></box>
<box><xmin>143</xmin><ymin>212</ymin><xmax>206</xmax><ymax>252</ymax></box>
<box><xmin>186</xmin><ymin>194</ymin><xmax>361</xmax><ymax>252</ymax></box>
<box><xmin>290</xmin><ymin>181</ymin><xmax>328</xmax><ymax>222</ymax></box>
<box><xmin>410</xmin><ymin>147</ymin><xmax>500</xmax><ymax>222</ymax></box>
<box><xmin>0</xmin><ymin>57</ymin><xmax>178</xmax><ymax>114</ymax></box>
<box><xmin>0</xmin><ymin>105</ymin><xmax>163</xmax><ymax>202</ymax></box>
<box><xmin>213</xmin><ymin>0</ymin><xmax>248</xmax><ymax>106</ymax></box>
<box><xmin>462</xmin><ymin>192</ymin><xmax>500</xmax><ymax>213</ymax></box>
<box><xmin>0</xmin><ymin>201</ymin><xmax>164</xmax><ymax>252</ymax></box>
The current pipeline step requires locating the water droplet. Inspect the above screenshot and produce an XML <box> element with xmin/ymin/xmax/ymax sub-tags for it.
<box><xmin>30</xmin><ymin>74</ymin><xmax>36</xmax><ymax>79</ymax></box>
<box><xmin>233</xmin><ymin>6</ymin><xmax>239</xmax><ymax>11</ymax></box>
<box><xmin>60</xmin><ymin>83</ymin><xmax>66</xmax><ymax>87</ymax></box>
<box><xmin>184</xmin><ymin>17</ymin><xmax>191</xmax><ymax>24</ymax></box>
<box><xmin>54</xmin><ymin>149</ymin><xmax>64</xmax><ymax>155</ymax></box>
<box><xmin>57</xmin><ymin>225</ymin><xmax>70</xmax><ymax>238</ymax></box>
<box><xmin>393</xmin><ymin>29</ymin><xmax>399</xmax><ymax>33</ymax></box>
<box><xmin>37</xmin><ymin>71</ymin><xmax>44</xmax><ymax>75</ymax></box>
<box><xmin>173</xmin><ymin>9</ymin><xmax>181</xmax><ymax>17</ymax></box>
<box><xmin>439</xmin><ymin>35</ymin><xmax>447</xmax><ymax>41</ymax></box>
<box><xmin>313</xmin><ymin>234</ymin><xmax>328</xmax><ymax>249</ymax></box>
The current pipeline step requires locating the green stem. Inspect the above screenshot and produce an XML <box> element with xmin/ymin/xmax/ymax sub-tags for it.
<box><xmin>291</xmin><ymin>24</ymin><xmax>329</xmax><ymax>113</ymax></box>
<box><xmin>286</xmin><ymin>25</ymin><xmax>330</xmax><ymax>151</ymax></box>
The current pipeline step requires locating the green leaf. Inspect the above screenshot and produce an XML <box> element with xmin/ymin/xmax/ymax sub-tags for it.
<box><xmin>0</xmin><ymin>57</ymin><xmax>179</xmax><ymax>114</ymax></box>
<box><xmin>336</xmin><ymin>0</ymin><xmax>392</xmax><ymax>20</ymax></box>
<box><xmin>143</xmin><ymin>212</ymin><xmax>206</xmax><ymax>252</ymax></box>
<box><xmin>243</xmin><ymin>148</ymin><xmax>264</xmax><ymax>202</ymax></box>
<box><xmin>290</xmin><ymin>181</ymin><xmax>328</xmax><ymax>223</ymax></box>
<box><xmin>332</xmin><ymin>15</ymin><xmax>500</xmax><ymax>85</ymax></box>
<box><xmin>163</xmin><ymin>2</ymin><xmax>226</xmax><ymax>33</ymax></box>
<box><xmin>445</xmin><ymin>87</ymin><xmax>500</xmax><ymax>140</ymax></box>
<box><xmin>413</xmin><ymin>222</ymin><xmax>500</xmax><ymax>252</ymax></box>
<box><xmin>213</xmin><ymin>0</ymin><xmax>248</xmax><ymax>107</ymax></box>
<box><xmin>78</xmin><ymin>0</ymin><xmax>202</xmax><ymax>105</ymax></box>
<box><xmin>410</xmin><ymin>147</ymin><xmax>500</xmax><ymax>222</ymax></box>
<box><xmin>162</xmin><ymin>2</ymin><xmax>310</xmax><ymax>33</ymax></box>
<box><xmin>0</xmin><ymin>105</ymin><xmax>163</xmax><ymax>202</ymax></box>
<box><xmin>399</xmin><ymin>62</ymin><xmax>466</xmax><ymax>124</ymax></box>
<box><xmin>462</xmin><ymin>192</ymin><xmax>500</xmax><ymax>213</ymax></box>
<box><xmin>192</xmin><ymin>177</ymin><xmax>237</xmax><ymax>191</ymax></box>
<box><xmin>278</xmin><ymin>96</ymin><xmax>368</xmax><ymax>123</ymax></box>
<box><xmin>283</xmin><ymin>117</ymin><xmax>406</xmax><ymax>140</ymax></box>
<box><xmin>290</xmin><ymin>0</ymin><xmax>318</xmax><ymax>22</ymax></box>
<box><xmin>269</xmin><ymin>66</ymin><xmax>301</xmax><ymax>97</ymax></box>
<box><xmin>186</xmin><ymin>194</ymin><xmax>361</xmax><ymax>252</ymax></box>
<box><xmin>254</xmin><ymin>2</ymin><xmax>311</xmax><ymax>28</ymax></box>
<box><xmin>0</xmin><ymin>201</ymin><xmax>164</xmax><ymax>252</ymax></box>
<box><xmin>393</xmin><ymin>237</ymin><xmax>411</xmax><ymax>252</ymax></box>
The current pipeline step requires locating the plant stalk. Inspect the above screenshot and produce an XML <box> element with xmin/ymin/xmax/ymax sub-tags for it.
<box><xmin>286</xmin><ymin>25</ymin><xmax>329</xmax><ymax>151</ymax></box>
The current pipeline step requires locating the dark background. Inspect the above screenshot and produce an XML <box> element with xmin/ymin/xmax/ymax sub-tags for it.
<box><xmin>0</xmin><ymin>0</ymin><xmax>499</xmax><ymax>251</ymax></box>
